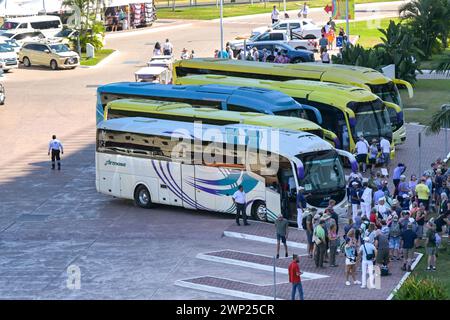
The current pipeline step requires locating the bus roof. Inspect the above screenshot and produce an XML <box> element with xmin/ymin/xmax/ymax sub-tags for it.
<box><xmin>106</xmin><ymin>98</ymin><xmax>324</xmax><ymax>134</ymax></box>
<box><xmin>98</xmin><ymin>82</ymin><xmax>306</xmax><ymax>114</ymax></box>
<box><xmin>173</xmin><ymin>58</ymin><xmax>392</xmax><ymax>87</ymax></box>
<box><xmin>177</xmin><ymin>75</ymin><xmax>379</xmax><ymax>108</ymax></box>
<box><xmin>98</xmin><ymin>117</ymin><xmax>334</xmax><ymax>158</ymax></box>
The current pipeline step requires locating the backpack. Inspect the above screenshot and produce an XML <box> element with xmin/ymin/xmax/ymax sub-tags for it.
<box><xmin>301</xmin><ymin>213</ymin><xmax>310</xmax><ymax>230</ymax></box>
<box><xmin>389</xmin><ymin>222</ymin><xmax>401</xmax><ymax>238</ymax></box>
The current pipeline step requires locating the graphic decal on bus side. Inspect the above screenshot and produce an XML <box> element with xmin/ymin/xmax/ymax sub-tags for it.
<box><xmin>186</xmin><ymin>168</ymin><xmax>259</xmax><ymax>196</ymax></box>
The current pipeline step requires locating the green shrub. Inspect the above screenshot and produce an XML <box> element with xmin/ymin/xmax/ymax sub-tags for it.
<box><xmin>393</xmin><ymin>276</ymin><xmax>448</xmax><ymax>300</ymax></box>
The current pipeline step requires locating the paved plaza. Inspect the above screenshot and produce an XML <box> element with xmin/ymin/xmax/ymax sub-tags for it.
<box><xmin>0</xmin><ymin>1</ymin><xmax>447</xmax><ymax>299</ymax></box>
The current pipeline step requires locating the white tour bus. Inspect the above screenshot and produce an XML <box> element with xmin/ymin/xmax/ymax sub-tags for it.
<box><xmin>96</xmin><ymin>117</ymin><xmax>358</xmax><ymax>222</ymax></box>
<box><xmin>0</xmin><ymin>15</ymin><xmax>63</xmax><ymax>38</ymax></box>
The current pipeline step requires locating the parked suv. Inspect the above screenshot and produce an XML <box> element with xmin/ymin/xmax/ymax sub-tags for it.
<box><xmin>246</xmin><ymin>42</ymin><xmax>315</xmax><ymax>63</ymax></box>
<box><xmin>0</xmin><ymin>43</ymin><xmax>18</xmax><ymax>72</ymax></box>
<box><xmin>19</xmin><ymin>42</ymin><xmax>80</xmax><ymax>70</ymax></box>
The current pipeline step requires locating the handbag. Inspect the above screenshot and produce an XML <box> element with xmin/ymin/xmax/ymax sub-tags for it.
<box><xmin>363</xmin><ymin>244</ymin><xmax>375</xmax><ymax>261</ymax></box>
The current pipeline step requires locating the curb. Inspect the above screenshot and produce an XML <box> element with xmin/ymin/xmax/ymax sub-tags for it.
<box><xmin>386</xmin><ymin>252</ymin><xmax>424</xmax><ymax>300</ymax></box>
<box><xmin>79</xmin><ymin>50</ymin><xmax>120</xmax><ymax>69</ymax></box>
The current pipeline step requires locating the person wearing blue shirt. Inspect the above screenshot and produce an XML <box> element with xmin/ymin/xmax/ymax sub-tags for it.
<box><xmin>373</xmin><ymin>185</ymin><xmax>385</xmax><ymax>205</ymax></box>
<box><xmin>350</xmin><ymin>182</ymin><xmax>361</xmax><ymax>221</ymax></box>
<box><xmin>393</xmin><ymin>163</ymin><xmax>406</xmax><ymax>197</ymax></box>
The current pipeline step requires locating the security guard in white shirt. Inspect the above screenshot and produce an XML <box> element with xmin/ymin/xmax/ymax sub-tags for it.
<box><xmin>232</xmin><ymin>185</ymin><xmax>249</xmax><ymax>226</ymax></box>
<box><xmin>48</xmin><ymin>135</ymin><xmax>64</xmax><ymax>170</ymax></box>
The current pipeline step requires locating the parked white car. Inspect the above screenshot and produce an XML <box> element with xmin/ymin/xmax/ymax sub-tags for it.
<box><xmin>230</xmin><ymin>30</ymin><xmax>318</xmax><ymax>53</ymax></box>
<box><xmin>252</xmin><ymin>19</ymin><xmax>322</xmax><ymax>39</ymax></box>
<box><xmin>0</xmin><ymin>31</ymin><xmax>46</xmax><ymax>47</ymax></box>
<box><xmin>0</xmin><ymin>43</ymin><xmax>18</xmax><ymax>72</ymax></box>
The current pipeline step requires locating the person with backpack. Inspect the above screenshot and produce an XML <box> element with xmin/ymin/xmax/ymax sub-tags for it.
<box><xmin>374</xmin><ymin>228</ymin><xmax>390</xmax><ymax>273</ymax></box>
<box><xmin>388</xmin><ymin>215</ymin><xmax>401</xmax><ymax>260</ymax></box>
<box><xmin>313</xmin><ymin>219</ymin><xmax>327</xmax><ymax>268</ymax></box>
<box><xmin>359</xmin><ymin>237</ymin><xmax>377</xmax><ymax>289</ymax></box>
<box><xmin>425</xmin><ymin>220</ymin><xmax>438</xmax><ymax>271</ymax></box>
<box><xmin>400</xmin><ymin>222</ymin><xmax>417</xmax><ymax>271</ymax></box>
<box><xmin>303</xmin><ymin>210</ymin><xmax>314</xmax><ymax>258</ymax></box>
<box><xmin>350</xmin><ymin>181</ymin><xmax>361</xmax><ymax>221</ymax></box>
<box><xmin>296</xmin><ymin>186</ymin><xmax>307</xmax><ymax>230</ymax></box>
<box><xmin>414</xmin><ymin>204</ymin><xmax>427</xmax><ymax>248</ymax></box>
<box><xmin>329</xmin><ymin>223</ymin><xmax>339</xmax><ymax>267</ymax></box>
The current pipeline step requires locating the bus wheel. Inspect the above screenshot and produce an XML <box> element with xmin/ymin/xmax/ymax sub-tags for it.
<box><xmin>134</xmin><ymin>184</ymin><xmax>153</xmax><ymax>209</ymax></box>
<box><xmin>252</xmin><ymin>201</ymin><xmax>267</xmax><ymax>222</ymax></box>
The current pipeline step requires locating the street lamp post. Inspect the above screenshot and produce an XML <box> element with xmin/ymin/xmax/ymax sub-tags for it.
<box><xmin>220</xmin><ymin>0</ymin><xmax>224</xmax><ymax>55</ymax></box>
<box><xmin>442</xmin><ymin>104</ymin><xmax>450</xmax><ymax>156</ymax></box>
<box><xmin>346</xmin><ymin>0</ymin><xmax>350</xmax><ymax>39</ymax></box>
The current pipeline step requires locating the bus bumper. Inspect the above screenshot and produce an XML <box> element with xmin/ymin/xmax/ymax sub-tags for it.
<box><xmin>393</xmin><ymin>124</ymin><xmax>407</xmax><ymax>145</ymax></box>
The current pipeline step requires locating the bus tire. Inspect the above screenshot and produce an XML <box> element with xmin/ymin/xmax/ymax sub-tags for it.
<box><xmin>134</xmin><ymin>184</ymin><xmax>153</xmax><ymax>209</ymax></box>
<box><xmin>251</xmin><ymin>201</ymin><xmax>267</xmax><ymax>222</ymax></box>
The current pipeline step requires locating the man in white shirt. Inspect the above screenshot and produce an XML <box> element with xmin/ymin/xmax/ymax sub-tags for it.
<box><xmin>360</xmin><ymin>182</ymin><xmax>373</xmax><ymax>218</ymax></box>
<box><xmin>48</xmin><ymin>134</ymin><xmax>64</xmax><ymax>170</ymax></box>
<box><xmin>359</xmin><ymin>237</ymin><xmax>377</xmax><ymax>289</ymax></box>
<box><xmin>379</xmin><ymin>137</ymin><xmax>391</xmax><ymax>168</ymax></box>
<box><xmin>232</xmin><ymin>185</ymin><xmax>249</xmax><ymax>226</ymax></box>
<box><xmin>355</xmin><ymin>135</ymin><xmax>369</xmax><ymax>173</ymax></box>
<box><xmin>301</xmin><ymin>2</ymin><xmax>308</xmax><ymax>18</ymax></box>
<box><xmin>271</xmin><ymin>5</ymin><xmax>280</xmax><ymax>24</ymax></box>
<box><xmin>251</xmin><ymin>47</ymin><xmax>259</xmax><ymax>61</ymax></box>
<box><xmin>163</xmin><ymin>39</ymin><xmax>173</xmax><ymax>56</ymax></box>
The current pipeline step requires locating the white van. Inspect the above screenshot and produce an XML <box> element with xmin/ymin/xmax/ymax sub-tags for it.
<box><xmin>0</xmin><ymin>15</ymin><xmax>63</xmax><ymax>38</ymax></box>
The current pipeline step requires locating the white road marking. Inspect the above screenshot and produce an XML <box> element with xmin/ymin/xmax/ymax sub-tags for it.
<box><xmin>175</xmin><ymin>279</ymin><xmax>278</xmax><ymax>300</ymax></box>
<box><xmin>197</xmin><ymin>252</ymin><xmax>327</xmax><ymax>280</ymax></box>
<box><xmin>223</xmin><ymin>230</ymin><xmax>308</xmax><ymax>249</ymax></box>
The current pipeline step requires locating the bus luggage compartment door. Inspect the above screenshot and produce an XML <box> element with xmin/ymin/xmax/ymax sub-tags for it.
<box><xmin>181</xmin><ymin>164</ymin><xmax>197</xmax><ymax>210</ymax></box>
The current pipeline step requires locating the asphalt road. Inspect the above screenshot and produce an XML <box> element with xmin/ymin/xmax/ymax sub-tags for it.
<box><xmin>0</xmin><ymin>0</ymin><xmax>445</xmax><ymax>299</ymax></box>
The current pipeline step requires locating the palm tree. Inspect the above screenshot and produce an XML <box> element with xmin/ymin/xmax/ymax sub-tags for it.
<box><xmin>399</xmin><ymin>0</ymin><xmax>447</xmax><ymax>58</ymax></box>
<box><xmin>426</xmin><ymin>105</ymin><xmax>450</xmax><ymax>135</ymax></box>
<box><xmin>433</xmin><ymin>54</ymin><xmax>450</xmax><ymax>76</ymax></box>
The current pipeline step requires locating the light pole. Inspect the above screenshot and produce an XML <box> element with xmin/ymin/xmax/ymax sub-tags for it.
<box><xmin>346</xmin><ymin>0</ymin><xmax>350</xmax><ymax>39</ymax></box>
<box><xmin>220</xmin><ymin>0</ymin><xmax>224</xmax><ymax>55</ymax></box>
<box><xmin>442</xmin><ymin>104</ymin><xmax>450</xmax><ymax>156</ymax></box>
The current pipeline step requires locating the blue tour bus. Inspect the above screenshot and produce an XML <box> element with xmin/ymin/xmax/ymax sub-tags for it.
<box><xmin>95</xmin><ymin>82</ymin><xmax>335</xmax><ymax>144</ymax></box>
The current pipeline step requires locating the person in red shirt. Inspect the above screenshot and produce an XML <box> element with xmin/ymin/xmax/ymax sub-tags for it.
<box><xmin>288</xmin><ymin>254</ymin><xmax>304</xmax><ymax>300</ymax></box>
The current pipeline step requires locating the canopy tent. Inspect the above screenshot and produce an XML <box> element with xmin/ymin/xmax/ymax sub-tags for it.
<box><xmin>105</xmin><ymin>0</ymin><xmax>154</xmax><ymax>7</ymax></box>
<box><xmin>0</xmin><ymin>0</ymin><xmax>64</xmax><ymax>17</ymax></box>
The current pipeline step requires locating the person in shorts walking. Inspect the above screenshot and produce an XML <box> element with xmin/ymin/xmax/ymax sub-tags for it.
<box><xmin>48</xmin><ymin>135</ymin><xmax>64</xmax><ymax>170</ymax></box>
<box><xmin>275</xmin><ymin>213</ymin><xmax>289</xmax><ymax>259</ymax></box>
<box><xmin>401</xmin><ymin>222</ymin><xmax>417</xmax><ymax>271</ymax></box>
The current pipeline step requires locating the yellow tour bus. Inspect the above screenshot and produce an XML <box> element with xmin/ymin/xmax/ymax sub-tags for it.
<box><xmin>172</xmin><ymin>58</ymin><xmax>411</xmax><ymax>145</ymax></box>
<box><xmin>103</xmin><ymin>98</ymin><xmax>340</xmax><ymax>146</ymax></box>
<box><xmin>174</xmin><ymin>74</ymin><xmax>397</xmax><ymax>159</ymax></box>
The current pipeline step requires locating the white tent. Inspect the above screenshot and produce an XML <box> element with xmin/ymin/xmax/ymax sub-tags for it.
<box><xmin>0</xmin><ymin>0</ymin><xmax>64</xmax><ymax>17</ymax></box>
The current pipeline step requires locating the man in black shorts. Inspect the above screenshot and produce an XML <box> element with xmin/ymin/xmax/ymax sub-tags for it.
<box><xmin>275</xmin><ymin>213</ymin><xmax>289</xmax><ymax>259</ymax></box>
<box><xmin>48</xmin><ymin>135</ymin><xmax>64</xmax><ymax>170</ymax></box>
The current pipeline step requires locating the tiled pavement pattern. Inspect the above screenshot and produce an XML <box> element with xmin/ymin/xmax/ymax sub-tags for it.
<box><xmin>180</xmin><ymin>222</ymin><xmax>421</xmax><ymax>300</ymax></box>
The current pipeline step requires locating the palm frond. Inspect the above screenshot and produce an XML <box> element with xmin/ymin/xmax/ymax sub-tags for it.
<box><xmin>426</xmin><ymin>107</ymin><xmax>450</xmax><ymax>135</ymax></box>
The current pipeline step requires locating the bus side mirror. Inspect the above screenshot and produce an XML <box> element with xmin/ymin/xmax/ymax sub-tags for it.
<box><xmin>336</xmin><ymin>149</ymin><xmax>358</xmax><ymax>173</ymax></box>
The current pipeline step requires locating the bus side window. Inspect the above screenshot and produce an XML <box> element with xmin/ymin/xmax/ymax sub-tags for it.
<box><xmin>227</xmin><ymin>104</ymin><xmax>254</xmax><ymax>112</ymax></box>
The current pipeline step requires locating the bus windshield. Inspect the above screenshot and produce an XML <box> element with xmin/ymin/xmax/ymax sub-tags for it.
<box><xmin>296</xmin><ymin>150</ymin><xmax>345</xmax><ymax>194</ymax></box>
<box><xmin>369</xmin><ymin>82</ymin><xmax>403</xmax><ymax>109</ymax></box>
<box><xmin>349</xmin><ymin>99</ymin><xmax>392</xmax><ymax>142</ymax></box>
